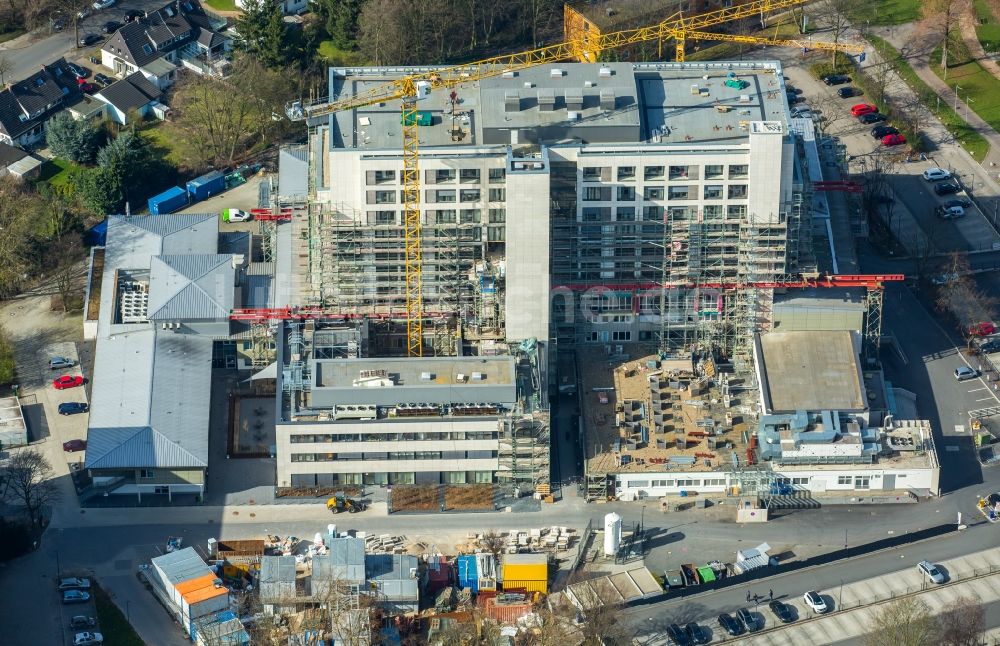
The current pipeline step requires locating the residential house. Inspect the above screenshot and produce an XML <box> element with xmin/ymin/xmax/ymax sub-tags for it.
<box><xmin>236</xmin><ymin>0</ymin><xmax>307</xmax><ymax>15</ymax></box>
<box><xmin>0</xmin><ymin>142</ymin><xmax>42</xmax><ymax>180</ymax></box>
<box><xmin>101</xmin><ymin>0</ymin><xmax>231</xmax><ymax>88</ymax></box>
<box><xmin>0</xmin><ymin>58</ymin><xmax>81</xmax><ymax>146</ymax></box>
<box><xmin>94</xmin><ymin>72</ymin><xmax>163</xmax><ymax>124</ymax></box>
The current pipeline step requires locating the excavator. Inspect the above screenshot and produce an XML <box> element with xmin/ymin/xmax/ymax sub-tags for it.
<box><xmin>326</xmin><ymin>491</ymin><xmax>368</xmax><ymax>514</ymax></box>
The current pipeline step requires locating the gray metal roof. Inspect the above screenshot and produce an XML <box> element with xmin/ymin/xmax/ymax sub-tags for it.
<box><xmin>146</xmin><ymin>254</ymin><xmax>235</xmax><ymax>321</ymax></box>
<box><xmin>278</xmin><ymin>146</ymin><xmax>308</xmax><ymax>200</ymax></box>
<box><xmin>259</xmin><ymin>556</ymin><xmax>297</xmax><ymax>603</ymax></box>
<box><xmin>313</xmin><ymin>538</ymin><xmax>366</xmax><ymax>584</ymax></box>
<box><xmin>86</xmin><ymin>329</ymin><xmax>212</xmax><ymax>468</ymax></box>
<box><xmin>366</xmin><ymin>554</ymin><xmax>419</xmax><ymax>600</ymax></box>
<box><xmin>151</xmin><ymin>547</ymin><xmax>212</xmax><ymax>585</ymax></box>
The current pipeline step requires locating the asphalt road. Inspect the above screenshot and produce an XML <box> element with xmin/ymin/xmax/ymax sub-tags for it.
<box><xmin>1</xmin><ymin>0</ymin><xmax>199</xmax><ymax>82</ymax></box>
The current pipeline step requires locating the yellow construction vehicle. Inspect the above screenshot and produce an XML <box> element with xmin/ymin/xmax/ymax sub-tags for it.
<box><xmin>326</xmin><ymin>492</ymin><xmax>368</xmax><ymax>514</ymax></box>
<box><xmin>293</xmin><ymin>0</ymin><xmax>862</xmax><ymax>356</ymax></box>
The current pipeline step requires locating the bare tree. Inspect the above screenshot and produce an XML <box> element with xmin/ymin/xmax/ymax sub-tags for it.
<box><xmin>923</xmin><ymin>0</ymin><xmax>959</xmax><ymax>79</ymax></box>
<box><xmin>50</xmin><ymin>238</ymin><xmax>87</xmax><ymax>313</ymax></box>
<box><xmin>478</xmin><ymin>530</ymin><xmax>506</xmax><ymax>565</ymax></box>
<box><xmin>0</xmin><ymin>54</ymin><xmax>11</xmax><ymax>87</ymax></box>
<box><xmin>936</xmin><ymin>596</ymin><xmax>985</xmax><ymax>646</ymax></box>
<box><xmin>810</xmin><ymin>0</ymin><xmax>865</xmax><ymax>64</ymax></box>
<box><xmin>935</xmin><ymin>252</ymin><xmax>997</xmax><ymax>346</ymax></box>
<box><xmin>863</xmin><ymin>597</ymin><xmax>939</xmax><ymax>646</ymax></box>
<box><xmin>2</xmin><ymin>448</ymin><xmax>59</xmax><ymax>529</ymax></box>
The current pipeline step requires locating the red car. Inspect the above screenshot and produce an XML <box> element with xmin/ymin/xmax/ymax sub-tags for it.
<box><xmin>53</xmin><ymin>375</ymin><xmax>84</xmax><ymax>390</ymax></box>
<box><xmin>77</xmin><ymin>81</ymin><xmax>95</xmax><ymax>93</ymax></box>
<box><xmin>970</xmin><ymin>322</ymin><xmax>997</xmax><ymax>337</ymax></box>
<box><xmin>850</xmin><ymin>103</ymin><xmax>877</xmax><ymax>117</ymax></box>
<box><xmin>881</xmin><ymin>134</ymin><xmax>906</xmax><ymax>146</ymax></box>
<box><xmin>63</xmin><ymin>439</ymin><xmax>87</xmax><ymax>452</ymax></box>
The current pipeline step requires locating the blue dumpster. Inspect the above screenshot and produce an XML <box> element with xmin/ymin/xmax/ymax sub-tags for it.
<box><xmin>187</xmin><ymin>170</ymin><xmax>226</xmax><ymax>202</ymax></box>
<box><xmin>148</xmin><ymin>186</ymin><xmax>189</xmax><ymax>215</ymax></box>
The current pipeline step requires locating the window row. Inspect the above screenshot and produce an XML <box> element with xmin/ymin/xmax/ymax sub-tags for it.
<box><xmin>289</xmin><ymin>431</ymin><xmax>498</xmax><ymax>443</ymax></box>
<box><xmin>582</xmin><ymin>184</ymin><xmax>748</xmax><ymax>201</ymax></box>
<box><xmin>367</xmin><ymin>188</ymin><xmax>507</xmax><ymax>204</ymax></box>
<box><xmin>288</xmin><ymin>470</ymin><xmax>495</xmax><ymax>486</ymax></box>
<box><xmin>583</xmin><ymin>164</ymin><xmax>749</xmax><ymax>182</ymax></box>
<box><xmin>290</xmin><ymin>450</ymin><xmax>498</xmax><ymax>462</ymax></box>
<box><xmin>367</xmin><ymin>168</ymin><xmax>507</xmax><ymax>185</ymax></box>
<box><xmin>836</xmin><ymin>475</ymin><xmax>872</xmax><ymax>489</ymax></box>
<box><xmin>580</xmin><ymin>205</ymin><xmax>748</xmax><ymax>221</ymax></box>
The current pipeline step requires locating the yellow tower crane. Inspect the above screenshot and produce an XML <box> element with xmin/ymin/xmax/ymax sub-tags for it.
<box><xmin>298</xmin><ymin>0</ymin><xmax>862</xmax><ymax>356</ymax></box>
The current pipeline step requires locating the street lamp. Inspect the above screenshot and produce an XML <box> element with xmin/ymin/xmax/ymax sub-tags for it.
<box><xmin>965</xmin><ymin>95</ymin><xmax>974</xmax><ymax>123</ymax></box>
<box><xmin>954</xmin><ymin>85</ymin><xmax>962</xmax><ymax>111</ymax></box>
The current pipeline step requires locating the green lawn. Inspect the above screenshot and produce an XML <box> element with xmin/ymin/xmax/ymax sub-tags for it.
<box><xmin>140</xmin><ymin>122</ymin><xmax>188</xmax><ymax>168</ymax></box>
<box><xmin>868</xmin><ymin>35</ymin><xmax>990</xmax><ymax>161</ymax></box>
<box><xmin>0</xmin><ymin>28</ymin><xmax>24</xmax><ymax>45</ymax></box>
<box><xmin>203</xmin><ymin>0</ymin><xmax>237</xmax><ymax>11</ymax></box>
<box><xmin>866</xmin><ymin>0</ymin><xmax>923</xmax><ymax>25</ymax></box>
<box><xmin>36</xmin><ymin>158</ymin><xmax>83</xmax><ymax>189</ymax></box>
<box><xmin>929</xmin><ymin>35</ymin><xmax>1000</xmax><ymax>160</ymax></box>
<box><xmin>93</xmin><ymin>585</ymin><xmax>144</xmax><ymax>646</ymax></box>
<box><xmin>318</xmin><ymin>40</ymin><xmax>367</xmax><ymax>65</ymax></box>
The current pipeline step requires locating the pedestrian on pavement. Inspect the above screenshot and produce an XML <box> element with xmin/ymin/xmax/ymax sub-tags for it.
<box><xmin>769</xmin><ymin>589</ymin><xmax>773</xmax><ymax>601</ymax></box>
<box><xmin>747</xmin><ymin>591</ymin><xmax>751</xmax><ymax>603</ymax></box>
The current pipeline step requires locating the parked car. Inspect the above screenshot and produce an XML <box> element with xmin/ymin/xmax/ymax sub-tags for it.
<box><xmin>823</xmin><ymin>74</ymin><xmax>850</xmax><ymax>85</ymax></box>
<box><xmin>917</xmin><ymin>560</ymin><xmax>946</xmax><ymax>584</ymax></box>
<box><xmin>923</xmin><ymin>167</ymin><xmax>952</xmax><ymax>181</ymax></box>
<box><xmin>803</xmin><ymin>590</ymin><xmax>828</xmax><ymax>613</ymax></box>
<box><xmin>851</xmin><ymin>103</ymin><xmax>877</xmax><ymax>117</ymax></box>
<box><xmin>665</xmin><ymin>623</ymin><xmax>691</xmax><ymax>646</ymax></box>
<box><xmin>683</xmin><ymin>623</ymin><xmax>707</xmax><ymax>645</ymax></box>
<box><xmin>931</xmin><ymin>272</ymin><xmax>958</xmax><ymax>286</ymax></box>
<box><xmin>955</xmin><ymin>366</ymin><xmax>978</xmax><ymax>381</ymax></box>
<box><xmin>66</xmin><ymin>62</ymin><xmax>88</xmax><ymax>79</ymax></box>
<box><xmin>53</xmin><ymin>375</ymin><xmax>85</xmax><ymax>390</ymax></box>
<box><xmin>971</xmin><ymin>322</ymin><xmax>997</xmax><ymax>337</ymax></box>
<box><xmin>838</xmin><ymin>86</ymin><xmax>861</xmax><ymax>98</ymax></box>
<box><xmin>736</xmin><ymin>608</ymin><xmax>759</xmax><ymax>631</ymax></box>
<box><xmin>871</xmin><ymin>125</ymin><xmax>898</xmax><ymax>139</ymax></box>
<box><xmin>59</xmin><ymin>402</ymin><xmax>90</xmax><ymax>416</ymax></box>
<box><xmin>92</xmin><ymin>0</ymin><xmax>116</xmax><ymax>10</ymax></box>
<box><xmin>63</xmin><ymin>438</ymin><xmax>88</xmax><ymax>452</ymax></box>
<box><xmin>980</xmin><ymin>339</ymin><xmax>1000</xmax><ymax>353</ymax></box>
<box><xmin>78</xmin><ymin>80</ymin><xmax>96</xmax><ymax>93</ymax></box>
<box><xmin>77</xmin><ymin>7</ymin><xmax>91</xmax><ymax>19</ymax></box>
<box><xmin>93</xmin><ymin>73</ymin><xmax>113</xmax><ymax>86</ymax></box>
<box><xmin>936</xmin><ymin>205</ymin><xmax>965</xmax><ymax>219</ymax></box>
<box><xmin>69</xmin><ymin>616</ymin><xmax>97</xmax><ymax>630</ymax></box>
<box><xmin>881</xmin><ymin>134</ymin><xmax>906</xmax><ymax>146</ymax></box>
<box><xmin>123</xmin><ymin>8</ymin><xmax>144</xmax><ymax>22</ymax></box>
<box><xmin>858</xmin><ymin>112</ymin><xmax>886</xmax><ymax>124</ymax></box>
<box><xmin>935</xmin><ymin>181</ymin><xmax>962</xmax><ymax>196</ymax></box>
<box><xmin>74</xmin><ymin>633</ymin><xmax>104</xmax><ymax>646</ymax></box>
<box><xmin>224</xmin><ymin>208</ymin><xmax>253</xmax><ymax>222</ymax></box>
<box><xmin>50</xmin><ymin>356</ymin><xmax>76</xmax><ymax>370</ymax></box>
<box><xmin>769</xmin><ymin>599</ymin><xmax>795</xmax><ymax>623</ymax></box>
<box><xmin>62</xmin><ymin>590</ymin><xmax>91</xmax><ymax>604</ymax></box>
<box><xmin>59</xmin><ymin>577</ymin><xmax>92</xmax><ymax>591</ymax></box>
<box><xmin>717</xmin><ymin>613</ymin><xmax>744</xmax><ymax>636</ymax></box>
<box><xmin>101</xmin><ymin>20</ymin><xmax>121</xmax><ymax>33</ymax></box>
<box><xmin>786</xmin><ymin>85</ymin><xmax>803</xmax><ymax>95</ymax></box>
<box><xmin>944</xmin><ymin>198</ymin><xmax>972</xmax><ymax>209</ymax></box>
<box><xmin>79</xmin><ymin>34</ymin><xmax>102</xmax><ymax>47</ymax></box>
<box><xmin>790</xmin><ymin>106</ymin><xmax>814</xmax><ymax>119</ymax></box>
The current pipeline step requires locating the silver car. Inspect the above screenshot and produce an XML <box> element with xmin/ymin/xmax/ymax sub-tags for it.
<box><xmin>917</xmin><ymin>560</ymin><xmax>945</xmax><ymax>584</ymax></box>
<box><xmin>50</xmin><ymin>356</ymin><xmax>76</xmax><ymax>370</ymax></box>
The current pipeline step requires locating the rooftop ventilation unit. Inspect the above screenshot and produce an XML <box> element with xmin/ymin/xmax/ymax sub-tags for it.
<box><xmin>550</xmin><ymin>68</ymin><xmax>565</xmax><ymax>77</ymax></box>
<box><xmin>502</xmin><ymin>70</ymin><xmax>516</xmax><ymax>79</ymax></box>
<box><xmin>538</xmin><ymin>89</ymin><xmax>555</xmax><ymax>112</ymax></box>
<box><xmin>567</xmin><ymin>111</ymin><xmax>580</xmax><ymax>120</ymax></box>
<box><xmin>456</xmin><ymin>373</ymin><xmax>468</xmax><ymax>382</ymax></box>
<box><xmin>565</xmin><ymin>88</ymin><xmax>583</xmax><ymax>110</ymax></box>
<box><xmin>504</xmin><ymin>92</ymin><xmax>521</xmax><ymax>113</ymax></box>
<box><xmin>471</xmin><ymin>372</ymin><xmax>486</xmax><ymax>381</ymax></box>
<box><xmin>420</xmin><ymin>372</ymin><xmax>434</xmax><ymax>380</ymax></box>
<box><xmin>600</xmin><ymin>89</ymin><xmax>616</xmax><ymax>111</ymax></box>
<box><xmin>598</xmin><ymin>67</ymin><xmax>612</xmax><ymax>77</ymax></box>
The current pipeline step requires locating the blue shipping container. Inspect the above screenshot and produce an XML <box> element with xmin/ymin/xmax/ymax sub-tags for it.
<box><xmin>187</xmin><ymin>170</ymin><xmax>226</xmax><ymax>202</ymax></box>
<box><xmin>456</xmin><ymin>555</ymin><xmax>478</xmax><ymax>592</ymax></box>
<box><xmin>148</xmin><ymin>186</ymin><xmax>189</xmax><ymax>215</ymax></box>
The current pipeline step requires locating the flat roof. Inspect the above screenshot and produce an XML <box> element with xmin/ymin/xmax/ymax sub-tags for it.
<box><xmin>325</xmin><ymin>61</ymin><xmax>788</xmax><ymax>150</ymax></box>
<box><xmin>758</xmin><ymin>331</ymin><xmax>866</xmax><ymax>413</ymax></box>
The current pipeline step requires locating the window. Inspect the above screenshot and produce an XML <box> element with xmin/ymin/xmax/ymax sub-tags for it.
<box><xmin>616</xmin><ymin>207</ymin><xmax>635</xmax><ymax>221</ymax></box>
<box><xmin>460</xmin><ymin>209</ymin><xmax>481</xmax><ymax>223</ymax></box>
<box><xmin>372</xmin><ymin>190</ymin><xmax>395</xmax><ymax>204</ymax></box>
<box><xmin>728</xmin><ymin>204</ymin><xmax>747</xmax><ymax>218</ymax></box>
<box><xmin>729</xmin><ymin>164</ymin><xmax>749</xmax><ymax>179</ymax></box>
<box><xmin>373</xmin><ymin>170</ymin><xmax>395</xmax><ymax>184</ymax></box>
<box><xmin>139</xmin><ymin>469</ymin><xmax>154</xmax><ymax>479</ymax></box>
<box><xmin>374</xmin><ymin>210</ymin><xmax>395</xmax><ymax>225</ymax></box>
<box><xmin>488</xmin><ymin>187</ymin><xmax>506</xmax><ymax>202</ymax></box>
<box><xmin>677</xmin><ymin>478</ymin><xmax>698</xmax><ymax>487</ymax></box>
<box><xmin>434</xmin><ymin>189</ymin><xmax>456</xmax><ymax>203</ymax></box>
<box><xmin>488</xmin><ymin>208</ymin><xmax>506</xmax><ymax>223</ymax></box>
<box><xmin>644</xmin><ymin>187</ymin><xmax>664</xmax><ymax>200</ymax></box>
<box><xmin>617</xmin><ymin>166</ymin><xmax>635</xmax><ymax>181</ymax></box>
<box><xmin>474</xmin><ymin>471</ymin><xmax>492</xmax><ymax>483</ymax></box>
<box><xmin>582</xmin><ymin>166</ymin><xmax>607</xmax><ymax>181</ymax></box>
<box><xmin>460</xmin><ymin>168</ymin><xmax>480</xmax><ymax>183</ymax></box>
<box><xmin>489</xmin><ymin>168</ymin><xmax>506</xmax><ymax>183</ymax></box>
<box><xmin>703</xmin><ymin>205</ymin><xmax>723</xmax><ymax>219</ymax></box>
<box><xmin>704</xmin><ymin>478</ymin><xmax>726</xmax><ymax>486</ymax></box>
<box><xmin>434</xmin><ymin>210</ymin><xmax>456</xmax><ymax>224</ymax></box>
<box><xmin>728</xmin><ymin>184</ymin><xmax>748</xmax><ymax>199</ymax></box>
<box><xmin>488</xmin><ymin>226</ymin><xmax>504</xmax><ymax>241</ymax></box>
<box><xmin>703</xmin><ymin>185</ymin><xmax>723</xmax><ymax>199</ymax></box>
<box><xmin>644</xmin><ymin>165</ymin><xmax>664</xmax><ymax>180</ymax></box>
<box><xmin>584</xmin><ymin>186</ymin><xmax>611</xmax><ymax>201</ymax></box>
<box><xmin>668</xmin><ymin>186</ymin><xmax>690</xmax><ymax>200</ymax></box>
<box><xmin>668</xmin><ymin>165</ymin><xmax>691</xmax><ymax>180</ymax></box>
<box><xmin>837</xmin><ymin>475</ymin><xmax>852</xmax><ymax>485</ymax></box>
<box><xmin>792</xmin><ymin>477</ymin><xmax>809</xmax><ymax>485</ymax></box>
<box><xmin>434</xmin><ymin>169</ymin><xmax>456</xmax><ymax>183</ymax></box>
<box><xmin>854</xmin><ymin>476</ymin><xmax>871</xmax><ymax>490</ymax></box>
<box><xmin>142</xmin><ymin>44</ymin><xmax>153</xmax><ymax>55</ymax></box>
<box><xmin>642</xmin><ymin>205</ymin><xmax>663</xmax><ymax>220</ymax></box>
<box><xmin>460</xmin><ymin>189</ymin><xmax>480</xmax><ymax>202</ymax></box>
<box><xmin>612</xmin><ymin>330</ymin><xmax>631</xmax><ymax>341</ymax></box>
<box><xmin>704</xmin><ymin>164</ymin><xmax>724</xmax><ymax>179</ymax></box>
<box><xmin>651</xmin><ymin>479</ymin><xmax>674</xmax><ymax>487</ymax></box>
<box><xmin>617</xmin><ymin>186</ymin><xmax>635</xmax><ymax>201</ymax></box>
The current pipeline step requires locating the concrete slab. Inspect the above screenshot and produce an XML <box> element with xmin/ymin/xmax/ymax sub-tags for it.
<box><xmin>758</xmin><ymin>330</ymin><xmax>865</xmax><ymax>413</ymax></box>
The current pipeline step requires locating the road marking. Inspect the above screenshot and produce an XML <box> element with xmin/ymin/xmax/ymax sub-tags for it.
<box><xmin>978</xmin><ymin>397</ymin><xmax>996</xmax><ymax>402</ymax></box>
<box><xmin>955</xmin><ymin>425</ymin><xmax>966</xmax><ymax>433</ymax></box>
<box><xmin>970</xmin><ymin>387</ymin><xmax>988</xmax><ymax>392</ymax></box>
<box><xmin>946</xmin><ymin>446</ymin><xmax>961</xmax><ymax>452</ymax></box>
